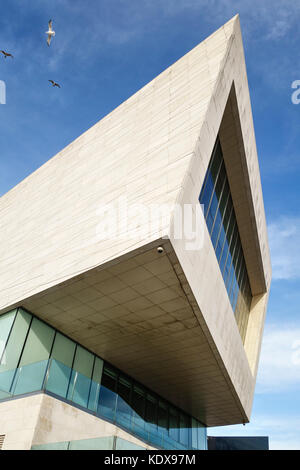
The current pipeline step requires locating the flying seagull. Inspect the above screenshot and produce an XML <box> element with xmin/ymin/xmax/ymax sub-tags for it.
<box><xmin>0</xmin><ymin>50</ymin><xmax>13</xmax><ymax>59</ymax></box>
<box><xmin>48</xmin><ymin>80</ymin><xmax>61</xmax><ymax>88</ymax></box>
<box><xmin>46</xmin><ymin>19</ymin><xmax>55</xmax><ymax>46</ymax></box>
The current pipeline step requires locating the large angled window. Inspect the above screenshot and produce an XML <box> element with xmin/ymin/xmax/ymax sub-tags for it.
<box><xmin>199</xmin><ymin>138</ymin><xmax>252</xmax><ymax>342</ymax></box>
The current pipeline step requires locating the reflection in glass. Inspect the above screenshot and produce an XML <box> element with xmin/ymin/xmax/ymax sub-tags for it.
<box><xmin>97</xmin><ymin>367</ymin><xmax>117</xmax><ymax>421</ymax></box>
<box><xmin>0</xmin><ymin>308</ymin><xmax>207</xmax><ymax>450</ymax></box>
<box><xmin>116</xmin><ymin>375</ymin><xmax>132</xmax><ymax>428</ymax></box>
<box><xmin>46</xmin><ymin>358</ymin><xmax>72</xmax><ymax>398</ymax></box>
<box><xmin>199</xmin><ymin>138</ymin><xmax>252</xmax><ymax>342</ymax></box>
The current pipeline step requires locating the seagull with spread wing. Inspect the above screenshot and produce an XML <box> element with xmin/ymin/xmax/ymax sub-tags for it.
<box><xmin>49</xmin><ymin>80</ymin><xmax>61</xmax><ymax>88</ymax></box>
<box><xmin>46</xmin><ymin>19</ymin><xmax>55</xmax><ymax>46</ymax></box>
<box><xmin>0</xmin><ymin>50</ymin><xmax>13</xmax><ymax>59</ymax></box>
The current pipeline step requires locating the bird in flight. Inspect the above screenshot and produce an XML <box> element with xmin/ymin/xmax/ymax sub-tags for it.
<box><xmin>46</xmin><ymin>19</ymin><xmax>55</xmax><ymax>46</ymax></box>
<box><xmin>0</xmin><ymin>50</ymin><xmax>13</xmax><ymax>59</ymax></box>
<box><xmin>48</xmin><ymin>80</ymin><xmax>61</xmax><ymax>88</ymax></box>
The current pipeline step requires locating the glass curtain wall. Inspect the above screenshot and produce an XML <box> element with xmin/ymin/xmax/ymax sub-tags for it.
<box><xmin>199</xmin><ymin>138</ymin><xmax>252</xmax><ymax>342</ymax></box>
<box><xmin>0</xmin><ymin>308</ymin><xmax>207</xmax><ymax>450</ymax></box>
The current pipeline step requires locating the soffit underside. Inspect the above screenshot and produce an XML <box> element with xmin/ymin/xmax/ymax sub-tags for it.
<box><xmin>9</xmin><ymin>240</ymin><xmax>248</xmax><ymax>427</ymax></box>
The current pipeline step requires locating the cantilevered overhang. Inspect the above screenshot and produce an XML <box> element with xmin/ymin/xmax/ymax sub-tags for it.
<box><xmin>4</xmin><ymin>240</ymin><xmax>251</xmax><ymax>427</ymax></box>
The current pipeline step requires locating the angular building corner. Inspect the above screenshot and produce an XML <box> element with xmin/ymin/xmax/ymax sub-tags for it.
<box><xmin>0</xmin><ymin>15</ymin><xmax>271</xmax><ymax>450</ymax></box>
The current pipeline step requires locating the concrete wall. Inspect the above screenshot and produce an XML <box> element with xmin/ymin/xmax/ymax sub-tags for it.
<box><xmin>0</xmin><ymin>393</ymin><xmax>154</xmax><ymax>450</ymax></box>
<box><xmin>169</xmin><ymin>16</ymin><xmax>271</xmax><ymax>421</ymax></box>
<box><xmin>0</xmin><ymin>17</ymin><xmax>269</xmax><ymax>316</ymax></box>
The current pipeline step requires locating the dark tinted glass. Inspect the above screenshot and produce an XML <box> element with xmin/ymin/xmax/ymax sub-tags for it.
<box><xmin>199</xmin><ymin>139</ymin><xmax>252</xmax><ymax>343</ymax></box>
<box><xmin>98</xmin><ymin>367</ymin><xmax>117</xmax><ymax>420</ymax></box>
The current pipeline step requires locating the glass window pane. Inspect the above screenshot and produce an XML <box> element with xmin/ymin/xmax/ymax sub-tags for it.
<box><xmin>12</xmin><ymin>316</ymin><xmax>55</xmax><ymax>395</ymax></box>
<box><xmin>19</xmin><ymin>317</ymin><xmax>55</xmax><ymax>366</ymax></box>
<box><xmin>51</xmin><ymin>332</ymin><xmax>76</xmax><ymax>367</ymax></box>
<box><xmin>67</xmin><ymin>346</ymin><xmax>94</xmax><ymax>408</ymax></box>
<box><xmin>88</xmin><ymin>357</ymin><xmax>103</xmax><ymax>412</ymax></box>
<box><xmin>98</xmin><ymin>367</ymin><xmax>117</xmax><ymax>421</ymax></box>
<box><xmin>116</xmin><ymin>375</ymin><xmax>132</xmax><ymax>428</ymax></box>
<box><xmin>179</xmin><ymin>413</ymin><xmax>189</xmax><ymax>447</ymax></box>
<box><xmin>210</xmin><ymin>145</ymin><xmax>223</xmax><ymax>181</ymax></box>
<box><xmin>72</xmin><ymin>346</ymin><xmax>94</xmax><ymax>377</ymax></box>
<box><xmin>191</xmin><ymin>418</ymin><xmax>198</xmax><ymax>449</ymax></box>
<box><xmin>131</xmin><ymin>384</ymin><xmax>146</xmax><ymax>433</ymax></box>
<box><xmin>169</xmin><ymin>406</ymin><xmax>179</xmax><ymax>442</ymax></box>
<box><xmin>158</xmin><ymin>400</ymin><xmax>168</xmax><ymax>436</ymax></box>
<box><xmin>0</xmin><ymin>310</ymin><xmax>17</xmax><ymax>362</ymax></box>
<box><xmin>45</xmin><ymin>332</ymin><xmax>76</xmax><ymax>398</ymax></box>
<box><xmin>197</xmin><ymin>423</ymin><xmax>207</xmax><ymax>450</ymax></box>
<box><xmin>199</xmin><ymin>138</ymin><xmax>252</xmax><ymax>344</ymax></box>
<box><xmin>200</xmin><ymin>174</ymin><xmax>214</xmax><ymax>218</ymax></box>
<box><xmin>46</xmin><ymin>358</ymin><xmax>72</xmax><ymax>398</ymax></box>
<box><xmin>210</xmin><ymin>180</ymin><xmax>228</xmax><ymax>249</ymax></box>
<box><xmin>0</xmin><ymin>309</ymin><xmax>31</xmax><ymax>393</ymax></box>
<box><xmin>145</xmin><ymin>392</ymin><xmax>157</xmax><ymax>433</ymax></box>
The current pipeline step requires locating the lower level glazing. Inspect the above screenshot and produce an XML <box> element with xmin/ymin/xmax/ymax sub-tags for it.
<box><xmin>0</xmin><ymin>308</ymin><xmax>207</xmax><ymax>450</ymax></box>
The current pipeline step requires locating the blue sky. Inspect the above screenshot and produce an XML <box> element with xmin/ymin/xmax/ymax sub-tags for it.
<box><xmin>1</xmin><ymin>0</ymin><xmax>300</xmax><ymax>450</ymax></box>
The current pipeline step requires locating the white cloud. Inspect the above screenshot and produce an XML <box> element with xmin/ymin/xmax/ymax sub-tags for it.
<box><xmin>268</xmin><ymin>217</ymin><xmax>300</xmax><ymax>280</ymax></box>
<box><xmin>256</xmin><ymin>325</ymin><xmax>300</xmax><ymax>394</ymax></box>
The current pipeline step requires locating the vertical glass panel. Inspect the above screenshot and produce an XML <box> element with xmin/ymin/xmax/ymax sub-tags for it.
<box><xmin>197</xmin><ymin>423</ymin><xmax>207</xmax><ymax>450</ymax></box>
<box><xmin>191</xmin><ymin>418</ymin><xmax>198</xmax><ymax>449</ymax></box>
<box><xmin>0</xmin><ymin>310</ymin><xmax>16</xmax><ymax>362</ymax></box>
<box><xmin>145</xmin><ymin>392</ymin><xmax>157</xmax><ymax>433</ymax></box>
<box><xmin>51</xmin><ymin>332</ymin><xmax>76</xmax><ymax>367</ymax></box>
<box><xmin>116</xmin><ymin>375</ymin><xmax>132</xmax><ymax>428</ymax></box>
<box><xmin>158</xmin><ymin>400</ymin><xmax>168</xmax><ymax>437</ymax></box>
<box><xmin>169</xmin><ymin>406</ymin><xmax>179</xmax><ymax>443</ymax></box>
<box><xmin>200</xmin><ymin>174</ymin><xmax>214</xmax><ymax>218</ymax></box>
<box><xmin>67</xmin><ymin>346</ymin><xmax>94</xmax><ymax>408</ymax></box>
<box><xmin>19</xmin><ymin>317</ymin><xmax>55</xmax><ymax>366</ymax></box>
<box><xmin>72</xmin><ymin>345</ymin><xmax>94</xmax><ymax>377</ymax></box>
<box><xmin>98</xmin><ymin>367</ymin><xmax>117</xmax><ymax>421</ymax></box>
<box><xmin>210</xmin><ymin>144</ymin><xmax>223</xmax><ymax>181</ymax></box>
<box><xmin>131</xmin><ymin>384</ymin><xmax>146</xmax><ymax>437</ymax></box>
<box><xmin>211</xmin><ymin>180</ymin><xmax>228</xmax><ymax>249</ymax></box>
<box><xmin>45</xmin><ymin>333</ymin><xmax>76</xmax><ymax>398</ymax></box>
<box><xmin>88</xmin><ymin>357</ymin><xmax>103</xmax><ymax>412</ymax></box>
<box><xmin>206</xmin><ymin>192</ymin><xmax>219</xmax><ymax>234</ymax></box>
<box><xmin>179</xmin><ymin>413</ymin><xmax>190</xmax><ymax>447</ymax></box>
<box><xmin>46</xmin><ymin>359</ymin><xmax>72</xmax><ymax>399</ymax></box>
<box><xmin>0</xmin><ymin>309</ymin><xmax>31</xmax><ymax>393</ymax></box>
<box><xmin>67</xmin><ymin>369</ymin><xmax>92</xmax><ymax>408</ymax></box>
<box><xmin>215</xmin><ymin>162</ymin><xmax>226</xmax><ymax>197</ymax></box>
<box><xmin>12</xmin><ymin>316</ymin><xmax>55</xmax><ymax>395</ymax></box>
